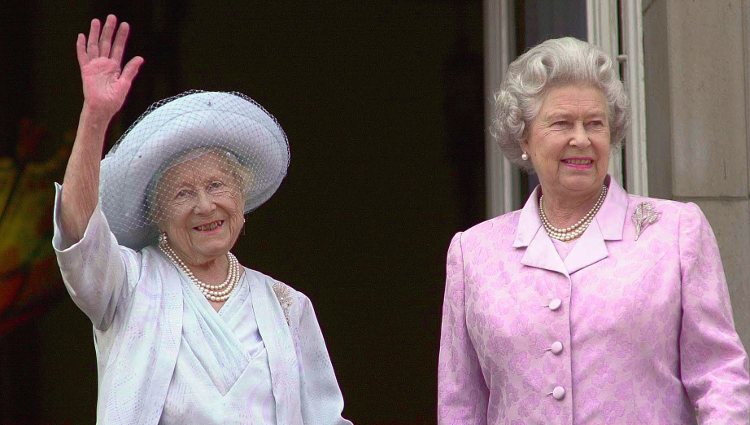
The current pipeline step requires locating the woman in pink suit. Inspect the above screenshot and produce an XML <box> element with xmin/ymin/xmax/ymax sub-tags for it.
<box><xmin>438</xmin><ymin>37</ymin><xmax>750</xmax><ymax>424</ymax></box>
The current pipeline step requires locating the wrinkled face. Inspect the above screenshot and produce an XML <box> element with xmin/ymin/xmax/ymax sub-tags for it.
<box><xmin>522</xmin><ymin>83</ymin><xmax>611</xmax><ymax>200</ymax></box>
<box><xmin>155</xmin><ymin>151</ymin><xmax>246</xmax><ymax>266</ymax></box>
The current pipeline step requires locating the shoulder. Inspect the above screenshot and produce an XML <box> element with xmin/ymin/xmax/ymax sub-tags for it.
<box><xmin>625</xmin><ymin>194</ymin><xmax>706</xmax><ymax>227</ymax></box>
<box><xmin>242</xmin><ymin>267</ymin><xmax>308</xmax><ymax>301</ymax></box>
<box><xmin>138</xmin><ymin>246</ymin><xmax>169</xmax><ymax>277</ymax></box>
<box><xmin>242</xmin><ymin>267</ymin><xmax>312</xmax><ymax>323</ymax></box>
<box><xmin>139</xmin><ymin>245</ymin><xmax>160</xmax><ymax>263</ymax></box>
<box><xmin>623</xmin><ymin>194</ymin><xmax>712</xmax><ymax>248</ymax></box>
<box><xmin>465</xmin><ymin>209</ymin><xmax>521</xmax><ymax>236</ymax></box>
<box><xmin>451</xmin><ymin>210</ymin><xmax>521</xmax><ymax>252</ymax></box>
<box><xmin>626</xmin><ymin>193</ymin><xmax>691</xmax><ymax>214</ymax></box>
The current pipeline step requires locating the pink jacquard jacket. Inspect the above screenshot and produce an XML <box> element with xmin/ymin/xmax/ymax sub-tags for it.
<box><xmin>438</xmin><ymin>178</ymin><xmax>750</xmax><ymax>424</ymax></box>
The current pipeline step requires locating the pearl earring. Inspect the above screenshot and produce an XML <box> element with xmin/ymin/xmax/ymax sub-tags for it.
<box><xmin>521</xmin><ymin>152</ymin><xmax>529</xmax><ymax>161</ymax></box>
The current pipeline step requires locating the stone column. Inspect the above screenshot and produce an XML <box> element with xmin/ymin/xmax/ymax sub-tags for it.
<box><xmin>643</xmin><ymin>0</ymin><xmax>750</xmax><ymax>347</ymax></box>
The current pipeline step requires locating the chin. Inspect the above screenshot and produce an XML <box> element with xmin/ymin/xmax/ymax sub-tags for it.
<box><xmin>560</xmin><ymin>175</ymin><xmax>602</xmax><ymax>192</ymax></box>
<box><xmin>193</xmin><ymin>239</ymin><xmax>231</xmax><ymax>256</ymax></box>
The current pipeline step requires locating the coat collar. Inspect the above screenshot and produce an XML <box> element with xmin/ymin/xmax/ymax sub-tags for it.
<box><xmin>512</xmin><ymin>176</ymin><xmax>629</xmax><ymax>275</ymax></box>
<box><xmin>250</xmin><ymin>271</ymin><xmax>303</xmax><ymax>425</ymax></box>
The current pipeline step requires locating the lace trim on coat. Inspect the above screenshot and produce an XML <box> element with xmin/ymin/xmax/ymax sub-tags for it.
<box><xmin>272</xmin><ymin>281</ymin><xmax>293</xmax><ymax>325</ymax></box>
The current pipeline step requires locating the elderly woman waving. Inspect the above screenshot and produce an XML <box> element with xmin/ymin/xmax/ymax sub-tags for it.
<box><xmin>54</xmin><ymin>15</ymin><xmax>351</xmax><ymax>424</ymax></box>
<box><xmin>438</xmin><ymin>37</ymin><xmax>750</xmax><ymax>424</ymax></box>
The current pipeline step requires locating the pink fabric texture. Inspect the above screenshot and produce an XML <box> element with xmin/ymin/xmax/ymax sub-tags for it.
<box><xmin>438</xmin><ymin>178</ymin><xmax>750</xmax><ymax>424</ymax></box>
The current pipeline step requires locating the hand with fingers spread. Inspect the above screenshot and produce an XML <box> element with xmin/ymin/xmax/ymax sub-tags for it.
<box><xmin>76</xmin><ymin>14</ymin><xmax>143</xmax><ymax>120</ymax></box>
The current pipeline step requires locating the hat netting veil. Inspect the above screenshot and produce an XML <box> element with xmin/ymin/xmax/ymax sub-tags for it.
<box><xmin>99</xmin><ymin>90</ymin><xmax>290</xmax><ymax>251</ymax></box>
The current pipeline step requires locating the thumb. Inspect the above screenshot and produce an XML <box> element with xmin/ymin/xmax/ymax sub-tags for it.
<box><xmin>120</xmin><ymin>56</ymin><xmax>144</xmax><ymax>83</ymax></box>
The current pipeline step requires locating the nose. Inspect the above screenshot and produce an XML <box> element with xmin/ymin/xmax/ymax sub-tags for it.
<box><xmin>569</xmin><ymin>122</ymin><xmax>591</xmax><ymax>148</ymax></box>
<box><xmin>193</xmin><ymin>190</ymin><xmax>216</xmax><ymax>214</ymax></box>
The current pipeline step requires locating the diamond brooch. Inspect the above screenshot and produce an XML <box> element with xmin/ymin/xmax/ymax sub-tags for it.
<box><xmin>632</xmin><ymin>202</ymin><xmax>660</xmax><ymax>241</ymax></box>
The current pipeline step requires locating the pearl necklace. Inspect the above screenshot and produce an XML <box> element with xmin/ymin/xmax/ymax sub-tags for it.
<box><xmin>539</xmin><ymin>185</ymin><xmax>608</xmax><ymax>242</ymax></box>
<box><xmin>158</xmin><ymin>234</ymin><xmax>240</xmax><ymax>302</ymax></box>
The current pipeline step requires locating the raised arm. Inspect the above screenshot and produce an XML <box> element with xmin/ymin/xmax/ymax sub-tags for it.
<box><xmin>60</xmin><ymin>14</ymin><xmax>143</xmax><ymax>241</ymax></box>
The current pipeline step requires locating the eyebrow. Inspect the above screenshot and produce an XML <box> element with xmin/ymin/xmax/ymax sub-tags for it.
<box><xmin>172</xmin><ymin>171</ymin><xmax>229</xmax><ymax>185</ymax></box>
<box><xmin>170</xmin><ymin>183</ymin><xmax>195</xmax><ymax>195</ymax></box>
<box><xmin>544</xmin><ymin>109</ymin><xmax>607</xmax><ymax>121</ymax></box>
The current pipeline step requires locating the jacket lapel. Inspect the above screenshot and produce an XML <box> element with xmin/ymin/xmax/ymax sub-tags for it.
<box><xmin>520</xmin><ymin>228</ymin><xmax>568</xmax><ymax>275</ymax></box>
<box><xmin>250</xmin><ymin>271</ymin><xmax>302</xmax><ymax>425</ymax></box>
<box><xmin>562</xmin><ymin>220</ymin><xmax>608</xmax><ymax>274</ymax></box>
<box><xmin>130</xmin><ymin>248</ymin><xmax>183</xmax><ymax>425</ymax></box>
<box><xmin>514</xmin><ymin>186</ymin><xmax>568</xmax><ymax>275</ymax></box>
<box><xmin>514</xmin><ymin>177</ymin><xmax>630</xmax><ymax>275</ymax></box>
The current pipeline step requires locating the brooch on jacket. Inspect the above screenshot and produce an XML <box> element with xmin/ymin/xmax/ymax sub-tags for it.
<box><xmin>632</xmin><ymin>202</ymin><xmax>660</xmax><ymax>241</ymax></box>
<box><xmin>273</xmin><ymin>281</ymin><xmax>293</xmax><ymax>325</ymax></box>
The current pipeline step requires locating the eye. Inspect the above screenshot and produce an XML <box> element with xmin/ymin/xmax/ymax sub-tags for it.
<box><xmin>551</xmin><ymin>120</ymin><xmax>569</xmax><ymax>128</ymax></box>
<box><xmin>207</xmin><ymin>181</ymin><xmax>225</xmax><ymax>192</ymax></box>
<box><xmin>175</xmin><ymin>189</ymin><xmax>195</xmax><ymax>199</ymax></box>
<box><xmin>587</xmin><ymin>119</ymin><xmax>605</xmax><ymax>128</ymax></box>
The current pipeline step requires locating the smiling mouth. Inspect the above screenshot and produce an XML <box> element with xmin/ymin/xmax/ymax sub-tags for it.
<box><xmin>562</xmin><ymin>158</ymin><xmax>593</xmax><ymax>165</ymax></box>
<box><xmin>194</xmin><ymin>220</ymin><xmax>224</xmax><ymax>231</ymax></box>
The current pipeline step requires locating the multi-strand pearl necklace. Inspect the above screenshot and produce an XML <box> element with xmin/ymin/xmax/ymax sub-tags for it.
<box><xmin>158</xmin><ymin>234</ymin><xmax>240</xmax><ymax>302</ymax></box>
<box><xmin>539</xmin><ymin>185</ymin><xmax>608</xmax><ymax>242</ymax></box>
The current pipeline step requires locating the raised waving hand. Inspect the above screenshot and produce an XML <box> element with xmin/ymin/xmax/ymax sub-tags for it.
<box><xmin>76</xmin><ymin>14</ymin><xmax>143</xmax><ymax>119</ymax></box>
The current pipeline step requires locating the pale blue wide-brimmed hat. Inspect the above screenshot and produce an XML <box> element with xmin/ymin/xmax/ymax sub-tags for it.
<box><xmin>99</xmin><ymin>90</ymin><xmax>290</xmax><ymax>251</ymax></box>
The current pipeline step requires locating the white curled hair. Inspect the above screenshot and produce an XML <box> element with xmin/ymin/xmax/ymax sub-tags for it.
<box><xmin>491</xmin><ymin>37</ymin><xmax>630</xmax><ymax>172</ymax></box>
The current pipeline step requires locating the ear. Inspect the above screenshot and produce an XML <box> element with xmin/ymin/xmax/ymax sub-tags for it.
<box><xmin>520</xmin><ymin>137</ymin><xmax>530</xmax><ymax>154</ymax></box>
<box><xmin>155</xmin><ymin>220</ymin><xmax>168</xmax><ymax>234</ymax></box>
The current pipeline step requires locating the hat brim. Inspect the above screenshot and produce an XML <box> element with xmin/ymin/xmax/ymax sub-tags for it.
<box><xmin>100</xmin><ymin>91</ymin><xmax>289</xmax><ymax>250</ymax></box>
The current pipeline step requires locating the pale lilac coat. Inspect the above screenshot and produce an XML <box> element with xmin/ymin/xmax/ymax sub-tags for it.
<box><xmin>438</xmin><ymin>178</ymin><xmax>750</xmax><ymax>424</ymax></box>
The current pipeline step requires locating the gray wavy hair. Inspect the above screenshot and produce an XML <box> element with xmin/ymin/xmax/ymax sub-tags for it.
<box><xmin>491</xmin><ymin>37</ymin><xmax>630</xmax><ymax>172</ymax></box>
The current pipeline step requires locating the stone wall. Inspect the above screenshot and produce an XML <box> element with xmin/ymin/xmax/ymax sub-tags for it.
<box><xmin>643</xmin><ymin>0</ymin><xmax>750</xmax><ymax>348</ymax></box>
